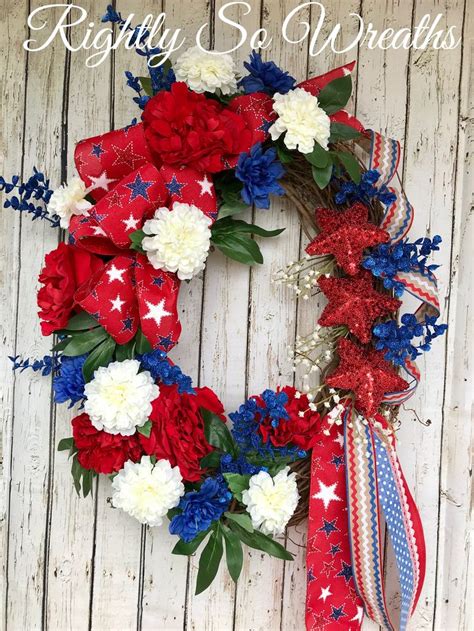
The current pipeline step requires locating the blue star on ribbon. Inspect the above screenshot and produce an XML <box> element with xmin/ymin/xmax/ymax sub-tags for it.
<box><xmin>331</xmin><ymin>454</ymin><xmax>344</xmax><ymax>470</ymax></box>
<box><xmin>330</xmin><ymin>605</ymin><xmax>346</xmax><ymax>621</ymax></box>
<box><xmin>126</xmin><ymin>173</ymin><xmax>153</xmax><ymax>201</ymax></box>
<box><xmin>166</xmin><ymin>175</ymin><xmax>184</xmax><ymax>197</ymax></box>
<box><xmin>336</xmin><ymin>561</ymin><xmax>353</xmax><ymax>584</ymax></box>
<box><xmin>91</xmin><ymin>143</ymin><xmax>105</xmax><ymax>158</ymax></box>
<box><xmin>307</xmin><ymin>567</ymin><xmax>317</xmax><ymax>582</ymax></box>
<box><xmin>152</xmin><ymin>276</ymin><xmax>165</xmax><ymax>287</ymax></box>
<box><xmin>158</xmin><ymin>335</ymin><xmax>174</xmax><ymax>350</ymax></box>
<box><xmin>257</xmin><ymin>120</ymin><xmax>272</xmax><ymax>133</ymax></box>
<box><xmin>328</xmin><ymin>543</ymin><xmax>342</xmax><ymax>557</ymax></box>
<box><xmin>318</xmin><ymin>518</ymin><xmax>339</xmax><ymax>538</ymax></box>
<box><xmin>121</xmin><ymin>317</ymin><xmax>134</xmax><ymax>332</ymax></box>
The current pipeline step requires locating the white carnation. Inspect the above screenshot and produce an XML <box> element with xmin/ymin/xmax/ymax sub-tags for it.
<box><xmin>84</xmin><ymin>359</ymin><xmax>159</xmax><ymax>436</ymax></box>
<box><xmin>174</xmin><ymin>46</ymin><xmax>237</xmax><ymax>95</ymax></box>
<box><xmin>242</xmin><ymin>467</ymin><xmax>299</xmax><ymax>536</ymax></box>
<box><xmin>112</xmin><ymin>456</ymin><xmax>184</xmax><ymax>526</ymax></box>
<box><xmin>142</xmin><ymin>202</ymin><xmax>212</xmax><ymax>280</ymax></box>
<box><xmin>47</xmin><ymin>176</ymin><xmax>92</xmax><ymax>229</ymax></box>
<box><xmin>269</xmin><ymin>88</ymin><xmax>331</xmax><ymax>153</ymax></box>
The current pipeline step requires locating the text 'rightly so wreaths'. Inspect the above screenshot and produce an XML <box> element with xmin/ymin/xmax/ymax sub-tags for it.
<box><xmin>3</xmin><ymin>8</ymin><xmax>447</xmax><ymax>631</ymax></box>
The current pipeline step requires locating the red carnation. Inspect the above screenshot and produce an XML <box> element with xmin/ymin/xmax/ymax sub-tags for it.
<box><xmin>259</xmin><ymin>386</ymin><xmax>322</xmax><ymax>450</ymax></box>
<box><xmin>37</xmin><ymin>242</ymin><xmax>104</xmax><ymax>335</ymax></box>
<box><xmin>72</xmin><ymin>413</ymin><xmax>143</xmax><ymax>474</ymax></box>
<box><xmin>142</xmin><ymin>82</ymin><xmax>254</xmax><ymax>173</ymax></box>
<box><xmin>139</xmin><ymin>384</ymin><xmax>225</xmax><ymax>482</ymax></box>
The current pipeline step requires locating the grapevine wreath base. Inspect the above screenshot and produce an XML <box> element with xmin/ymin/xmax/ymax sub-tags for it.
<box><xmin>4</xmin><ymin>12</ymin><xmax>447</xmax><ymax>631</ymax></box>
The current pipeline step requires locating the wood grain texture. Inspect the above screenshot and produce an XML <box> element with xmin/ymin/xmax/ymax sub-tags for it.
<box><xmin>0</xmin><ymin>1</ymin><xmax>471</xmax><ymax>630</ymax></box>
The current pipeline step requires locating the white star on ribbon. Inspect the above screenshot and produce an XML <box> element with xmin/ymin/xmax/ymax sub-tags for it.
<box><xmin>142</xmin><ymin>299</ymin><xmax>171</xmax><ymax>327</ymax></box>
<box><xmin>318</xmin><ymin>586</ymin><xmax>332</xmax><ymax>603</ymax></box>
<box><xmin>88</xmin><ymin>171</ymin><xmax>117</xmax><ymax>192</ymax></box>
<box><xmin>350</xmin><ymin>606</ymin><xmax>364</xmax><ymax>622</ymax></box>
<box><xmin>122</xmin><ymin>213</ymin><xmax>140</xmax><ymax>231</ymax></box>
<box><xmin>91</xmin><ymin>226</ymin><xmax>106</xmax><ymax>236</ymax></box>
<box><xmin>110</xmin><ymin>294</ymin><xmax>125</xmax><ymax>313</ymax></box>
<box><xmin>106</xmin><ymin>264</ymin><xmax>127</xmax><ymax>284</ymax></box>
<box><xmin>197</xmin><ymin>175</ymin><xmax>213</xmax><ymax>196</ymax></box>
<box><xmin>312</xmin><ymin>480</ymin><xmax>342</xmax><ymax>510</ymax></box>
<box><xmin>333</xmin><ymin>432</ymin><xmax>344</xmax><ymax>447</ymax></box>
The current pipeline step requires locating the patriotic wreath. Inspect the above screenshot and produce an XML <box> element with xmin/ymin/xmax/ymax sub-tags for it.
<box><xmin>4</xmin><ymin>12</ymin><xmax>447</xmax><ymax>631</ymax></box>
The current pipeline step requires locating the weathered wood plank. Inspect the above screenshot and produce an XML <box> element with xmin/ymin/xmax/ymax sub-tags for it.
<box><xmin>0</xmin><ymin>2</ymin><xmax>28</xmax><ymax>629</ymax></box>
<box><xmin>3</xmin><ymin>1</ymin><xmax>67</xmax><ymax>628</ymax></box>
<box><xmin>395</xmin><ymin>0</ymin><xmax>466</xmax><ymax>628</ymax></box>
<box><xmin>434</xmin><ymin>2</ymin><xmax>472</xmax><ymax>628</ymax></box>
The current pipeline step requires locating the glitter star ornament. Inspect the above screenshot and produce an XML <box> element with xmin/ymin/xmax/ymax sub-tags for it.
<box><xmin>318</xmin><ymin>271</ymin><xmax>401</xmax><ymax>343</ymax></box>
<box><xmin>325</xmin><ymin>338</ymin><xmax>409</xmax><ymax>417</ymax></box>
<box><xmin>305</xmin><ymin>203</ymin><xmax>390</xmax><ymax>275</ymax></box>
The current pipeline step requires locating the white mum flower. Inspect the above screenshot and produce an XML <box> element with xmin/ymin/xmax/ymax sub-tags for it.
<box><xmin>84</xmin><ymin>359</ymin><xmax>159</xmax><ymax>436</ymax></box>
<box><xmin>142</xmin><ymin>202</ymin><xmax>212</xmax><ymax>280</ymax></box>
<box><xmin>112</xmin><ymin>456</ymin><xmax>184</xmax><ymax>526</ymax></box>
<box><xmin>47</xmin><ymin>176</ymin><xmax>92</xmax><ymax>229</ymax></box>
<box><xmin>269</xmin><ymin>88</ymin><xmax>331</xmax><ymax>153</ymax></box>
<box><xmin>242</xmin><ymin>467</ymin><xmax>299</xmax><ymax>536</ymax></box>
<box><xmin>174</xmin><ymin>46</ymin><xmax>237</xmax><ymax>95</ymax></box>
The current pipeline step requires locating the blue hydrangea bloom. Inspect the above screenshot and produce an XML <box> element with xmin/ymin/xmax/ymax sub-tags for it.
<box><xmin>138</xmin><ymin>350</ymin><xmax>193</xmax><ymax>394</ymax></box>
<box><xmin>229</xmin><ymin>389</ymin><xmax>305</xmax><ymax>460</ymax></box>
<box><xmin>53</xmin><ymin>355</ymin><xmax>87</xmax><ymax>407</ymax></box>
<box><xmin>373</xmin><ymin>313</ymin><xmax>447</xmax><ymax>366</ymax></box>
<box><xmin>169</xmin><ymin>476</ymin><xmax>232</xmax><ymax>543</ymax></box>
<box><xmin>334</xmin><ymin>169</ymin><xmax>396</xmax><ymax>207</ymax></box>
<box><xmin>363</xmin><ymin>236</ymin><xmax>442</xmax><ymax>297</ymax></box>
<box><xmin>239</xmin><ymin>51</ymin><xmax>296</xmax><ymax>95</ymax></box>
<box><xmin>236</xmin><ymin>144</ymin><xmax>285</xmax><ymax>209</ymax></box>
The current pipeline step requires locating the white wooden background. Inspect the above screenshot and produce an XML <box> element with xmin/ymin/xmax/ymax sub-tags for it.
<box><xmin>0</xmin><ymin>1</ymin><xmax>472</xmax><ymax>630</ymax></box>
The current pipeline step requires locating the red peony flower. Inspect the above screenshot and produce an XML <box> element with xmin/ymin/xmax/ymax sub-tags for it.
<box><xmin>258</xmin><ymin>386</ymin><xmax>322</xmax><ymax>450</ymax></box>
<box><xmin>142</xmin><ymin>82</ymin><xmax>255</xmax><ymax>173</ymax></box>
<box><xmin>72</xmin><ymin>413</ymin><xmax>144</xmax><ymax>474</ymax></box>
<box><xmin>139</xmin><ymin>384</ymin><xmax>225</xmax><ymax>482</ymax></box>
<box><xmin>37</xmin><ymin>242</ymin><xmax>104</xmax><ymax>335</ymax></box>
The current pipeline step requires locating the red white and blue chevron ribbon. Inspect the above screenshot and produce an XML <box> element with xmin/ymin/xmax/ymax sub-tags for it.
<box><xmin>345</xmin><ymin>407</ymin><xmax>426</xmax><ymax>631</ymax></box>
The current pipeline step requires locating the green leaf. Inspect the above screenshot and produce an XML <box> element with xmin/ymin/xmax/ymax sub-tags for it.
<box><xmin>317</xmin><ymin>75</ymin><xmax>352</xmax><ymax>115</ymax></box>
<box><xmin>212</xmin><ymin>217</ymin><xmax>284</xmax><ymax>238</ymax></box>
<box><xmin>135</xmin><ymin>329</ymin><xmax>152</xmax><ymax>354</ymax></box>
<box><xmin>213</xmin><ymin>234</ymin><xmax>264</xmax><ymax>265</ymax></box>
<box><xmin>202</xmin><ymin>409</ymin><xmax>236</xmax><ymax>457</ymax></box>
<box><xmin>222</xmin><ymin>526</ymin><xmax>243</xmax><ymax>582</ymax></box>
<box><xmin>222</xmin><ymin>473</ymin><xmax>251</xmax><ymax>502</ymax></box>
<box><xmin>276</xmin><ymin>143</ymin><xmax>293</xmax><ymax>164</ymax></box>
<box><xmin>334</xmin><ymin>151</ymin><xmax>362</xmax><ymax>184</ymax></box>
<box><xmin>115</xmin><ymin>340</ymin><xmax>136</xmax><ymax>362</ymax></box>
<box><xmin>82</xmin><ymin>468</ymin><xmax>94</xmax><ymax>498</ymax></box>
<box><xmin>172</xmin><ymin>530</ymin><xmax>210</xmax><ymax>556</ymax></box>
<box><xmin>82</xmin><ymin>336</ymin><xmax>116</xmax><ymax>382</ymax></box>
<box><xmin>312</xmin><ymin>163</ymin><xmax>333</xmax><ymax>190</ymax></box>
<box><xmin>329</xmin><ymin>122</ymin><xmax>361</xmax><ymax>142</ymax></box>
<box><xmin>224</xmin><ymin>511</ymin><xmax>254</xmax><ymax>533</ymax></box>
<box><xmin>218</xmin><ymin>191</ymin><xmax>249</xmax><ymax>219</ymax></box>
<box><xmin>139</xmin><ymin>76</ymin><xmax>153</xmax><ymax>96</ymax></box>
<box><xmin>71</xmin><ymin>456</ymin><xmax>83</xmax><ymax>495</ymax></box>
<box><xmin>66</xmin><ymin>311</ymin><xmax>100</xmax><ymax>331</ymax></box>
<box><xmin>305</xmin><ymin>142</ymin><xmax>330</xmax><ymax>168</ymax></box>
<box><xmin>195</xmin><ymin>525</ymin><xmax>224</xmax><ymax>595</ymax></box>
<box><xmin>200</xmin><ymin>451</ymin><xmax>222</xmax><ymax>469</ymax></box>
<box><xmin>137</xmin><ymin>420</ymin><xmax>152</xmax><ymax>438</ymax></box>
<box><xmin>58</xmin><ymin>437</ymin><xmax>74</xmax><ymax>452</ymax></box>
<box><xmin>229</xmin><ymin>523</ymin><xmax>294</xmax><ymax>561</ymax></box>
<box><xmin>62</xmin><ymin>327</ymin><xmax>109</xmax><ymax>357</ymax></box>
<box><xmin>51</xmin><ymin>338</ymin><xmax>70</xmax><ymax>352</ymax></box>
<box><xmin>129</xmin><ymin>229</ymin><xmax>145</xmax><ymax>253</ymax></box>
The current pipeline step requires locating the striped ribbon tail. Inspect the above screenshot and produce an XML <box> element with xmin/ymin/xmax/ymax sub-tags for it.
<box><xmin>344</xmin><ymin>408</ymin><xmax>426</xmax><ymax>631</ymax></box>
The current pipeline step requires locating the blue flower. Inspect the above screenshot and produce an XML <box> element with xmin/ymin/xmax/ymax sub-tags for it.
<box><xmin>239</xmin><ymin>51</ymin><xmax>296</xmax><ymax>95</ymax></box>
<box><xmin>53</xmin><ymin>355</ymin><xmax>87</xmax><ymax>407</ymax></box>
<box><xmin>373</xmin><ymin>313</ymin><xmax>447</xmax><ymax>366</ymax></box>
<box><xmin>0</xmin><ymin>168</ymin><xmax>58</xmax><ymax>226</ymax></box>
<box><xmin>138</xmin><ymin>349</ymin><xmax>194</xmax><ymax>394</ymax></box>
<box><xmin>235</xmin><ymin>144</ymin><xmax>285</xmax><ymax>209</ymax></box>
<box><xmin>219</xmin><ymin>453</ymin><xmax>266</xmax><ymax>476</ymax></box>
<box><xmin>169</xmin><ymin>476</ymin><xmax>232</xmax><ymax>543</ymax></box>
<box><xmin>334</xmin><ymin>169</ymin><xmax>396</xmax><ymax>207</ymax></box>
<box><xmin>9</xmin><ymin>354</ymin><xmax>59</xmax><ymax>376</ymax></box>
<box><xmin>363</xmin><ymin>236</ymin><xmax>442</xmax><ymax>297</ymax></box>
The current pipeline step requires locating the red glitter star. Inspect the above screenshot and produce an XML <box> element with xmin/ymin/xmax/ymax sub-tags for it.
<box><xmin>325</xmin><ymin>338</ymin><xmax>409</xmax><ymax>417</ymax></box>
<box><xmin>318</xmin><ymin>271</ymin><xmax>401</xmax><ymax>343</ymax></box>
<box><xmin>305</xmin><ymin>203</ymin><xmax>390</xmax><ymax>275</ymax></box>
<box><xmin>310</xmin><ymin>611</ymin><xmax>330</xmax><ymax>629</ymax></box>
